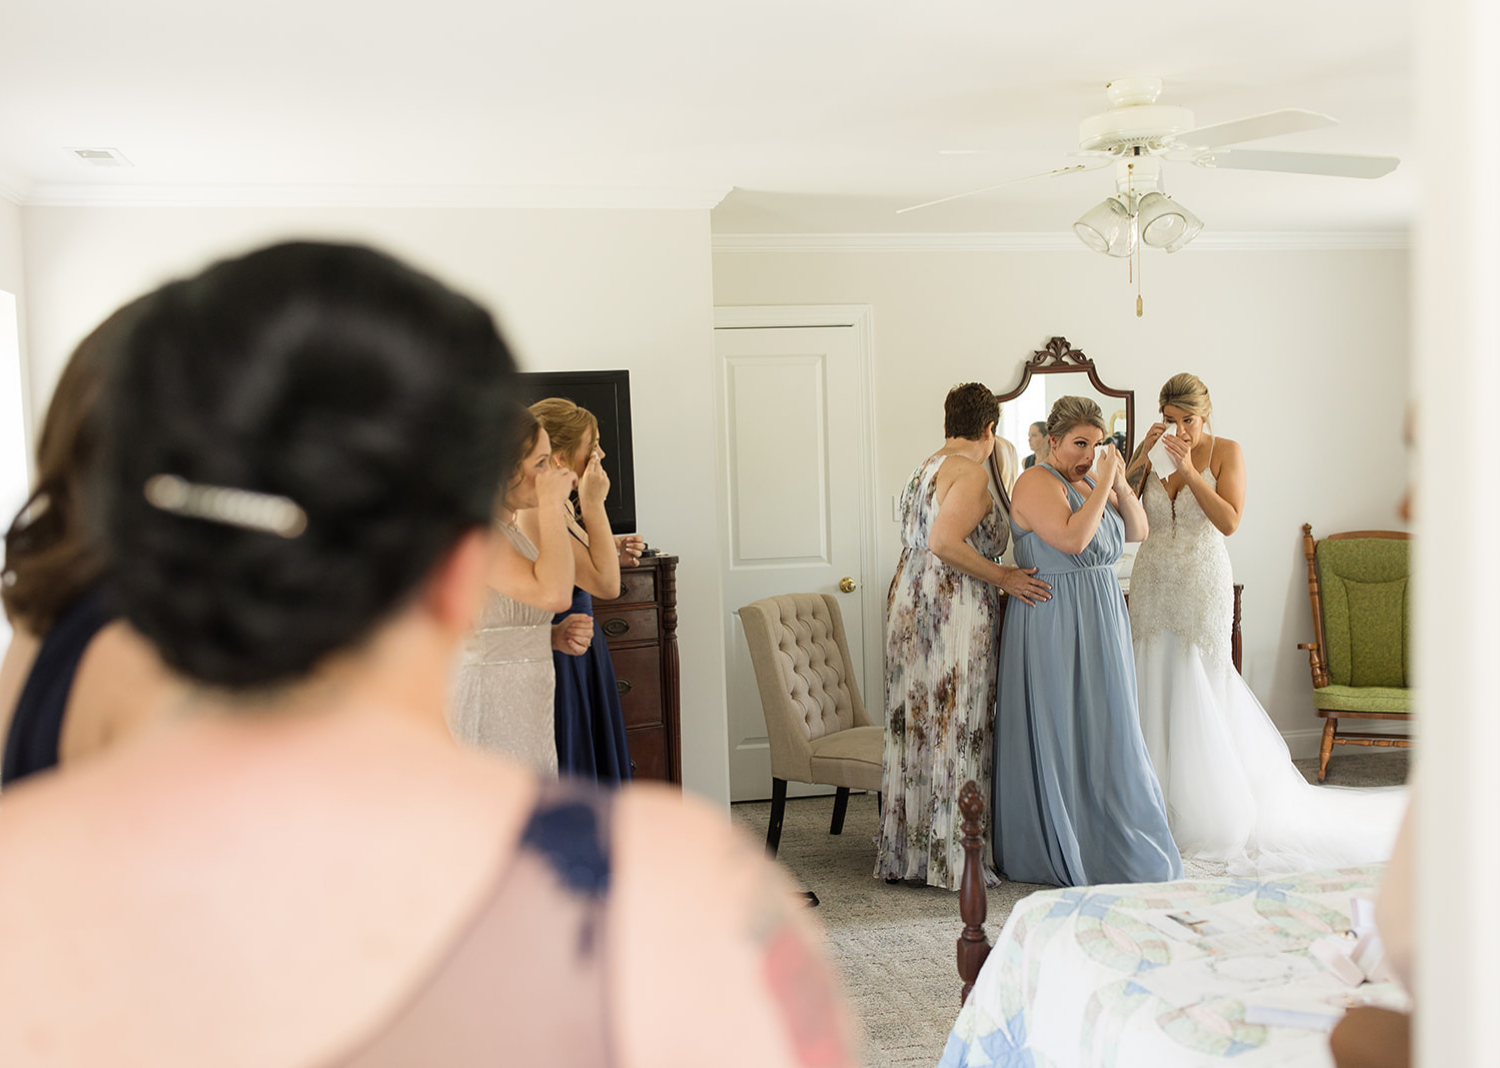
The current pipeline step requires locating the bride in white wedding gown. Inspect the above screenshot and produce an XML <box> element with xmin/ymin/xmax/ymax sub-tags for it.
<box><xmin>1126</xmin><ymin>373</ymin><xmax>1406</xmax><ymax>875</ymax></box>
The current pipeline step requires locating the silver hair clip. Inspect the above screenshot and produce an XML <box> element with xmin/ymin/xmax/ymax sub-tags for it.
<box><xmin>144</xmin><ymin>474</ymin><xmax>308</xmax><ymax>539</ymax></box>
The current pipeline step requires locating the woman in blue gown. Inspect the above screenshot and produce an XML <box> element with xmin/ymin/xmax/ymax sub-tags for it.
<box><xmin>993</xmin><ymin>396</ymin><xmax>1182</xmax><ymax>887</ymax></box>
<box><xmin>522</xmin><ymin>399</ymin><xmax>643</xmax><ymax>784</ymax></box>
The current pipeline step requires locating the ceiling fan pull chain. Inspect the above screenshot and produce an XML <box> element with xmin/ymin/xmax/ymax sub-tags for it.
<box><xmin>1137</xmin><ymin>238</ymin><xmax>1144</xmax><ymax>318</ymax></box>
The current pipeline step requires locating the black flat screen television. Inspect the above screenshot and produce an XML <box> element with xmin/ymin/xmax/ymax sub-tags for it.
<box><xmin>512</xmin><ymin>369</ymin><xmax>636</xmax><ymax>534</ymax></box>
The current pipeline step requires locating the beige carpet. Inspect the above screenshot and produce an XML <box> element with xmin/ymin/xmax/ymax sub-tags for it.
<box><xmin>730</xmin><ymin>749</ymin><xmax>1409</xmax><ymax>1068</ymax></box>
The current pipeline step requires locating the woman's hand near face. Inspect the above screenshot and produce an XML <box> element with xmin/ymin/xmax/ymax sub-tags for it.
<box><xmin>1161</xmin><ymin>431</ymin><xmax>1194</xmax><ymax>477</ymax></box>
<box><xmin>565</xmin><ymin>448</ymin><xmax>623</xmax><ymax>601</ymax></box>
<box><xmin>536</xmin><ymin>458</ymin><xmax>578</xmax><ymax>510</ymax></box>
<box><xmin>1093</xmin><ymin>443</ymin><xmax>1123</xmax><ymax>489</ymax></box>
<box><xmin>1141</xmin><ymin>422</ymin><xmax>1169</xmax><ymax>452</ymax></box>
<box><xmin>578</xmin><ymin>450</ymin><xmax>610</xmax><ymax>511</ymax></box>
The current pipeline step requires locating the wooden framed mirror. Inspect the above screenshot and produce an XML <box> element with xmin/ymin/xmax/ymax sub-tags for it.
<box><xmin>995</xmin><ymin>337</ymin><xmax>1135</xmax><ymax>470</ymax></box>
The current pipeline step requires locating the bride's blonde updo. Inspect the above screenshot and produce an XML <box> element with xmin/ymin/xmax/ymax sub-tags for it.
<box><xmin>1159</xmin><ymin>372</ymin><xmax>1212</xmax><ymax>423</ymax></box>
<box><xmin>1046</xmin><ymin>395</ymin><xmax>1107</xmax><ymax>441</ymax></box>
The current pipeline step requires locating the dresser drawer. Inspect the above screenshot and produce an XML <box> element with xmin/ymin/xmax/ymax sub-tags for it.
<box><xmin>610</xmin><ymin>644</ymin><xmax>664</xmax><ymax>728</ymax></box>
<box><xmin>606</xmin><ymin>567</ymin><xmax>657</xmax><ymax>606</ymax></box>
<box><xmin>596</xmin><ymin>605</ymin><xmax>658</xmax><ymax>644</ymax></box>
<box><xmin>626</xmin><ymin>725</ymin><xmax>669</xmax><ymax>781</ymax></box>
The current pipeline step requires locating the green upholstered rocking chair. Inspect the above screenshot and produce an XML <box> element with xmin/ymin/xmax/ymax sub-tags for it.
<box><xmin>1299</xmin><ymin>524</ymin><xmax>1412</xmax><ymax>782</ymax></box>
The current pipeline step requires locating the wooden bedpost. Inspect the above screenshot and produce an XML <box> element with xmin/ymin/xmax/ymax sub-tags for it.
<box><xmin>957</xmin><ymin>780</ymin><xmax>991</xmax><ymax>1006</ymax></box>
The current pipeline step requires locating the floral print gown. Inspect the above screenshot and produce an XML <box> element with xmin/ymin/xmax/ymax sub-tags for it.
<box><xmin>876</xmin><ymin>453</ymin><xmax>1009</xmax><ymax>889</ymax></box>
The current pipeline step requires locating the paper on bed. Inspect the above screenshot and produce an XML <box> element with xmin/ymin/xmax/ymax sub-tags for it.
<box><xmin>1131</xmin><ymin>951</ymin><xmax>1324</xmax><ymax>1007</ymax></box>
<box><xmin>1244</xmin><ymin>980</ymin><xmax>1413</xmax><ymax>1032</ymax></box>
<box><xmin>1140</xmin><ymin>907</ymin><xmax>1293</xmax><ymax>957</ymax></box>
<box><xmin>1147</xmin><ymin>423</ymin><xmax>1178</xmax><ymax>474</ymax></box>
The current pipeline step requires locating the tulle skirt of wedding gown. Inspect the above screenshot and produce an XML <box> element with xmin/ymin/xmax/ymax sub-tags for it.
<box><xmin>1135</xmin><ymin>630</ymin><xmax>1407</xmax><ymax>876</ymax></box>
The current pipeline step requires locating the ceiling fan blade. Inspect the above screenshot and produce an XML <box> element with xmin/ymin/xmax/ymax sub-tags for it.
<box><xmin>1195</xmin><ymin>148</ymin><xmax>1400</xmax><ymax>179</ymax></box>
<box><xmin>895</xmin><ymin>161</ymin><xmax>1108</xmax><ymax>215</ymax></box>
<box><xmin>1170</xmin><ymin>108</ymin><xmax>1338</xmax><ymax>150</ymax></box>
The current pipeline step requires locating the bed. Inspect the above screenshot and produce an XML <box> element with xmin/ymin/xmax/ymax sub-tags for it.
<box><xmin>943</xmin><ymin>783</ymin><xmax>1408</xmax><ymax>1067</ymax></box>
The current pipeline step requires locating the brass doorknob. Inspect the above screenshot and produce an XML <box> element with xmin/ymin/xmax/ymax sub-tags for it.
<box><xmin>839</xmin><ymin>577</ymin><xmax>857</xmax><ymax>593</ymax></box>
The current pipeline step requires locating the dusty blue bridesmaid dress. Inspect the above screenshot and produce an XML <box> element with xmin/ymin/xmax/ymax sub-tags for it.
<box><xmin>993</xmin><ymin>463</ymin><xmax>1182</xmax><ymax>887</ymax></box>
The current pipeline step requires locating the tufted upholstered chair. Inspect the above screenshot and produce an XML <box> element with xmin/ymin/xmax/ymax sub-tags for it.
<box><xmin>738</xmin><ymin>593</ymin><xmax>884</xmax><ymax>858</ymax></box>
<box><xmin>1299</xmin><ymin>524</ymin><xmax>1412</xmax><ymax>781</ymax></box>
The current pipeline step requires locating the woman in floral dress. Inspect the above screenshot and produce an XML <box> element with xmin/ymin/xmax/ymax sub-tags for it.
<box><xmin>876</xmin><ymin>383</ymin><xmax>1052</xmax><ymax>889</ymax></box>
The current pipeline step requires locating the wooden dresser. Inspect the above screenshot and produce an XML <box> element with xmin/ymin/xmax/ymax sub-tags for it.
<box><xmin>594</xmin><ymin>553</ymin><xmax>681</xmax><ymax>785</ymax></box>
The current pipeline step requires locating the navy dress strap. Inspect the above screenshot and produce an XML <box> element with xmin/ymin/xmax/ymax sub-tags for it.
<box><xmin>3</xmin><ymin>588</ymin><xmax>113</xmax><ymax>786</ymax></box>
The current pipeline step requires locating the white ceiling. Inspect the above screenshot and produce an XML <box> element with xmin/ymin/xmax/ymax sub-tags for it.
<box><xmin>0</xmin><ymin>0</ymin><xmax>1412</xmax><ymax>234</ymax></box>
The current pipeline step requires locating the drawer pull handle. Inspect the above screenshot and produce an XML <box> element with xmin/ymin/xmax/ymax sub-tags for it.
<box><xmin>616</xmin><ymin>679</ymin><xmax>633</xmax><ymax>696</ymax></box>
<box><xmin>630</xmin><ymin>759</ymin><xmax>637</xmax><ymax>773</ymax></box>
<box><xmin>602</xmin><ymin>619</ymin><xmax>630</xmax><ymax>638</ymax></box>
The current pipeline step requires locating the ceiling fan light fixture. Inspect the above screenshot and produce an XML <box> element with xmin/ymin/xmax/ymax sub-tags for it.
<box><xmin>1159</xmin><ymin>201</ymin><xmax>1204</xmax><ymax>252</ymax></box>
<box><xmin>1136</xmin><ymin>191</ymin><xmax>1188</xmax><ymax>247</ymax></box>
<box><xmin>1073</xmin><ymin>196</ymin><xmax>1134</xmax><ymax>257</ymax></box>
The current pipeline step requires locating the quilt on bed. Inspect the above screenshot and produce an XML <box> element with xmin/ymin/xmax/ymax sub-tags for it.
<box><xmin>939</xmin><ymin>865</ymin><xmax>1406</xmax><ymax>1068</ymax></box>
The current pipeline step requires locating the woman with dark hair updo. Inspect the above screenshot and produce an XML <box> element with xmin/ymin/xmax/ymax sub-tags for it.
<box><xmin>876</xmin><ymin>382</ymin><xmax>1052</xmax><ymax>891</ymax></box>
<box><xmin>993</xmin><ymin>396</ymin><xmax>1181</xmax><ymax>888</ymax></box>
<box><xmin>0</xmin><ymin>242</ymin><xmax>857</xmax><ymax>1067</ymax></box>
<box><xmin>0</xmin><ymin>301</ymin><xmax>177</xmax><ymax>787</ymax></box>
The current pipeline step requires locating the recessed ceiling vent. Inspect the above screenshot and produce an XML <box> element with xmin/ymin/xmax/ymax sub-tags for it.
<box><xmin>68</xmin><ymin>147</ymin><xmax>132</xmax><ymax>167</ymax></box>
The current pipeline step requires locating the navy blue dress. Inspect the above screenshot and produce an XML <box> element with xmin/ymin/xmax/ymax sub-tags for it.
<box><xmin>3</xmin><ymin>589</ymin><xmax>113</xmax><ymax>786</ymax></box>
<box><xmin>552</xmin><ymin>574</ymin><xmax>633</xmax><ymax>785</ymax></box>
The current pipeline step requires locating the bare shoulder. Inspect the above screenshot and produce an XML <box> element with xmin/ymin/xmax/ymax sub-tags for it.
<box><xmin>935</xmin><ymin>452</ymin><xmax>985</xmax><ymax>486</ymax></box>
<box><xmin>1012</xmin><ymin>464</ymin><xmax>1063</xmax><ymax>500</ymax></box>
<box><xmin>66</xmin><ymin>622</ymin><xmax>178</xmax><ymax>756</ymax></box>
<box><xmin>610</xmin><ymin>786</ymin><xmax>858</xmax><ymax>1068</ymax></box>
<box><xmin>1212</xmin><ymin>436</ymin><xmax>1245</xmax><ymax>471</ymax></box>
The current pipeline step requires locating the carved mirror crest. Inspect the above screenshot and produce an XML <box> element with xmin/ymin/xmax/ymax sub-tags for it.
<box><xmin>995</xmin><ymin>337</ymin><xmax>1135</xmax><ymax>471</ymax></box>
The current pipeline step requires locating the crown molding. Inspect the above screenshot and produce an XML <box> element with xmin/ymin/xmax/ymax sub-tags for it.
<box><xmin>0</xmin><ymin>165</ymin><xmax>28</xmax><ymax>206</ymax></box>
<box><xmin>21</xmin><ymin>183</ymin><xmax>733</xmax><ymax>211</ymax></box>
<box><xmin>711</xmin><ymin>231</ymin><xmax>1410</xmax><ymax>252</ymax></box>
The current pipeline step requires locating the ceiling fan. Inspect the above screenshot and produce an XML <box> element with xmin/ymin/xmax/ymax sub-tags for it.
<box><xmin>897</xmin><ymin>76</ymin><xmax>1401</xmax><ymax>257</ymax></box>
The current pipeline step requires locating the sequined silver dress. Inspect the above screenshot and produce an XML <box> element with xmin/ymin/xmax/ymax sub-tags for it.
<box><xmin>448</xmin><ymin>523</ymin><xmax>558</xmax><ymax>774</ymax></box>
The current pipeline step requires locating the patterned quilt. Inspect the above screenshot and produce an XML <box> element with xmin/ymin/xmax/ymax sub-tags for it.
<box><xmin>939</xmin><ymin>866</ymin><xmax>1407</xmax><ymax>1067</ymax></box>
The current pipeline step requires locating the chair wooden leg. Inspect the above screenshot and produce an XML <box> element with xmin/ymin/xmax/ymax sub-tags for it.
<box><xmin>767</xmin><ymin>777</ymin><xmax>788</xmax><ymax>858</ymax></box>
<box><xmin>830</xmin><ymin>787</ymin><xmax>850</xmax><ymax>835</ymax></box>
<box><xmin>1318</xmin><ymin>717</ymin><xmax>1337</xmax><ymax>782</ymax></box>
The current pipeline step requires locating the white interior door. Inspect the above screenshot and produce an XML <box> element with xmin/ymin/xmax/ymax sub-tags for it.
<box><xmin>714</xmin><ymin>313</ymin><xmax>878</xmax><ymax>802</ymax></box>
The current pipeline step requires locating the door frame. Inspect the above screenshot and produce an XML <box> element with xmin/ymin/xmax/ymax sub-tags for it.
<box><xmin>712</xmin><ymin>304</ymin><xmax>884</xmax><ymax>735</ymax></box>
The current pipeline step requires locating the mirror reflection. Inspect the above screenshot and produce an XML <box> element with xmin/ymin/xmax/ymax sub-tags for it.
<box><xmin>999</xmin><ymin>378</ymin><xmax>1129</xmax><ymax>473</ymax></box>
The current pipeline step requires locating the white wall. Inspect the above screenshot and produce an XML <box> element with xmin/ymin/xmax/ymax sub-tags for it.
<box><xmin>20</xmin><ymin>205</ymin><xmax>732</xmax><ymax>806</ymax></box>
<box><xmin>711</xmin><ymin>244</ymin><xmax>1410</xmax><ymax>752</ymax></box>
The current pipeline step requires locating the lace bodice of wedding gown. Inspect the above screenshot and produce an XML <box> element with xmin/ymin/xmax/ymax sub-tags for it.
<box><xmin>1129</xmin><ymin>468</ymin><xmax>1234</xmax><ymax>669</ymax></box>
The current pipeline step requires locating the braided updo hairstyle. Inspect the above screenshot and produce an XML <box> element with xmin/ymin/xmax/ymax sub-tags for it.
<box><xmin>94</xmin><ymin>241</ymin><xmax>517</xmax><ymax>690</ymax></box>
